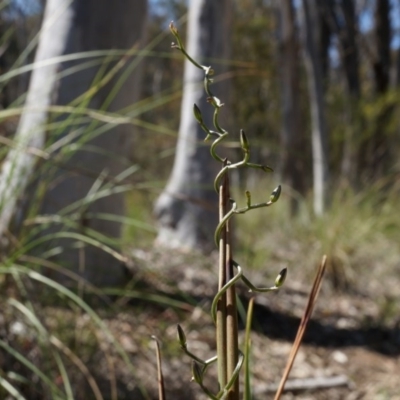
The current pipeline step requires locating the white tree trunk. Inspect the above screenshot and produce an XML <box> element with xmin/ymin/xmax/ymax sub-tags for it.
<box><xmin>41</xmin><ymin>0</ymin><xmax>147</xmax><ymax>286</ymax></box>
<box><xmin>301</xmin><ymin>0</ymin><xmax>329</xmax><ymax>216</ymax></box>
<box><xmin>0</xmin><ymin>0</ymin><xmax>73</xmax><ymax>237</ymax></box>
<box><xmin>154</xmin><ymin>0</ymin><xmax>231</xmax><ymax>252</ymax></box>
<box><xmin>0</xmin><ymin>0</ymin><xmax>148</xmax><ymax>287</ymax></box>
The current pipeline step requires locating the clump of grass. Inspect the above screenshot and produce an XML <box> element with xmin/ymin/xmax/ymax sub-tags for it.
<box><xmin>236</xmin><ymin>178</ymin><xmax>400</xmax><ymax>296</ymax></box>
<box><xmin>0</xmin><ymin>21</ymin><xmax>186</xmax><ymax>400</ymax></box>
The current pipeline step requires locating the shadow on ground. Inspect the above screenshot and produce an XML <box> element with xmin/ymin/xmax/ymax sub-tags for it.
<box><xmin>247</xmin><ymin>298</ymin><xmax>400</xmax><ymax>356</ymax></box>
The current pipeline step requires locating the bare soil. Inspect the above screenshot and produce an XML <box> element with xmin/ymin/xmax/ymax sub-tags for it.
<box><xmin>118</xmin><ymin>249</ymin><xmax>400</xmax><ymax>400</ymax></box>
<box><xmin>1</xmin><ymin>249</ymin><xmax>399</xmax><ymax>400</ymax></box>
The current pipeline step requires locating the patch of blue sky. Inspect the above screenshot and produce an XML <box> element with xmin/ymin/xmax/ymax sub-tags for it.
<box><xmin>8</xmin><ymin>0</ymin><xmax>42</xmax><ymax>16</ymax></box>
<box><xmin>359</xmin><ymin>0</ymin><xmax>400</xmax><ymax>49</ymax></box>
<box><xmin>6</xmin><ymin>0</ymin><xmax>400</xmax><ymax>49</ymax></box>
<box><xmin>390</xmin><ymin>0</ymin><xmax>400</xmax><ymax>49</ymax></box>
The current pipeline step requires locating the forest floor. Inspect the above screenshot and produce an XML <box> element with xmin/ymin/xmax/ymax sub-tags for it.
<box><xmin>1</xmin><ymin>248</ymin><xmax>399</xmax><ymax>400</ymax></box>
<box><xmin>113</xmin><ymin>249</ymin><xmax>400</xmax><ymax>400</ymax></box>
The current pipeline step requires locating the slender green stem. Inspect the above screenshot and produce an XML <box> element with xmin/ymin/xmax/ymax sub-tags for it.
<box><xmin>214</xmin><ymin>201</ymin><xmax>237</xmax><ymax>246</ymax></box>
<box><xmin>241</xmin><ymin>274</ymin><xmax>279</xmax><ymax>293</ymax></box>
<box><xmin>200</xmin><ymin>383</ymin><xmax>218</xmax><ymax>400</ymax></box>
<box><xmin>183</xmin><ymin>347</ymin><xmax>217</xmax><ymax>366</ymax></box>
<box><xmin>210</xmin><ymin>132</ymin><xmax>229</xmax><ymax>163</ymax></box>
<box><xmin>216</xmin><ymin>352</ymin><xmax>244</xmax><ymax>400</ymax></box>
<box><xmin>246</xmin><ymin>162</ymin><xmax>273</xmax><ymax>171</ymax></box>
<box><xmin>170</xmin><ymin>23</ymin><xmax>206</xmax><ymax>72</ymax></box>
<box><xmin>225</xmin><ymin>205</ymin><xmax>239</xmax><ymax>398</ymax></box>
<box><xmin>213</xmin><ymin>152</ymin><xmax>254</xmax><ymax>191</ymax></box>
<box><xmin>244</xmin><ymin>298</ymin><xmax>255</xmax><ymax>400</ymax></box>
<box><xmin>214</xmin><ymin>199</ymin><xmax>276</xmax><ymax>246</ymax></box>
<box><xmin>211</xmin><ymin>265</ymin><xmax>243</xmax><ymax>323</ymax></box>
<box><xmin>232</xmin><ymin>261</ymin><xmax>283</xmax><ymax>293</ymax></box>
<box><xmin>213</xmin><ymin>107</ymin><xmax>226</xmax><ymax>134</ymax></box>
<box><xmin>204</xmin><ymin>73</ymin><xmax>214</xmax><ymax>97</ymax></box>
<box><xmin>214</xmin><ymin>165</ymin><xmax>230</xmax><ymax>192</ymax></box>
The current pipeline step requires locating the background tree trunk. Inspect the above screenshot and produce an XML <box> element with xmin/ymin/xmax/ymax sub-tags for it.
<box><xmin>317</xmin><ymin>2</ymin><xmax>331</xmax><ymax>90</ymax></box>
<box><xmin>154</xmin><ymin>0</ymin><xmax>231</xmax><ymax>252</ymax></box>
<box><xmin>42</xmin><ymin>0</ymin><xmax>147</xmax><ymax>287</ymax></box>
<box><xmin>301</xmin><ymin>0</ymin><xmax>329</xmax><ymax>216</ymax></box>
<box><xmin>369</xmin><ymin>0</ymin><xmax>391</xmax><ymax>178</ymax></box>
<box><xmin>356</xmin><ymin>0</ymin><xmax>391</xmax><ymax>182</ymax></box>
<box><xmin>322</xmin><ymin>0</ymin><xmax>360</xmax><ymax>183</ymax></box>
<box><xmin>278</xmin><ymin>0</ymin><xmax>306</xmax><ymax>214</ymax></box>
<box><xmin>0</xmin><ymin>0</ymin><xmax>148</xmax><ymax>287</ymax></box>
<box><xmin>0</xmin><ymin>0</ymin><xmax>73</xmax><ymax>240</ymax></box>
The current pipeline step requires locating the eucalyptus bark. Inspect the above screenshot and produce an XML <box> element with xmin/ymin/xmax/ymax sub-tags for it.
<box><xmin>0</xmin><ymin>0</ymin><xmax>73</xmax><ymax>239</ymax></box>
<box><xmin>301</xmin><ymin>0</ymin><xmax>329</xmax><ymax>216</ymax></box>
<box><xmin>42</xmin><ymin>0</ymin><xmax>147</xmax><ymax>287</ymax></box>
<box><xmin>322</xmin><ymin>0</ymin><xmax>360</xmax><ymax>183</ymax></box>
<box><xmin>0</xmin><ymin>0</ymin><xmax>148</xmax><ymax>287</ymax></box>
<box><xmin>154</xmin><ymin>0</ymin><xmax>231</xmax><ymax>252</ymax></box>
<box><xmin>278</xmin><ymin>0</ymin><xmax>306</xmax><ymax>213</ymax></box>
<box><xmin>368</xmin><ymin>0</ymin><xmax>391</xmax><ymax>178</ymax></box>
<box><xmin>373</xmin><ymin>0</ymin><xmax>391</xmax><ymax>94</ymax></box>
<box><xmin>396</xmin><ymin>0</ymin><xmax>400</xmax><ymax>86</ymax></box>
<box><xmin>356</xmin><ymin>0</ymin><xmax>391</xmax><ymax>182</ymax></box>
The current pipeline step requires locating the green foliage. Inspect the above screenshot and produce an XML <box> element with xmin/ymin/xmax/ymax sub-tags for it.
<box><xmin>235</xmin><ymin>178</ymin><xmax>400</xmax><ymax>293</ymax></box>
<box><xmin>231</xmin><ymin>0</ymin><xmax>281</xmax><ymax>168</ymax></box>
<box><xmin>0</xmin><ymin>10</ymin><xmax>187</xmax><ymax>400</ymax></box>
<box><xmin>0</xmin><ymin>2</ymin><xmax>399</xmax><ymax>399</ymax></box>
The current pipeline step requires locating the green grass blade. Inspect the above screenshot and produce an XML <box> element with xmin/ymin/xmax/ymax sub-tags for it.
<box><xmin>0</xmin><ymin>375</ymin><xmax>27</xmax><ymax>400</ymax></box>
<box><xmin>244</xmin><ymin>297</ymin><xmax>255</xmax><ymax>400</ymax></box>
<box><xmin>0</xmin><ymin>338</ymin><xmax>66</xmax><ymax>399</ymax></box>
<box><xmin>8</xmin><ymin>298</ymin><xmax>74</xmax><ymax>399</ymax></box>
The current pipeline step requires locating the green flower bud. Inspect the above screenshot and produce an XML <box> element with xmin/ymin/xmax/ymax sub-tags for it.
<box><xmin>205</xmin><ymin>66</ymin><xmax>214</xmax><ymax>76</ymax></box>
<box><xmin>240</xmin><ymin>129</ymin><xmax>250</xmax><ymax>152</ymax></box>
<box><xmin>177</xmin><ymin>324</ymin><xmax>187</xmax><ymax>349</ymax></box>
<box><xmin>270</xmin><ymin>185</ymin><xmax>281</xmax><ymax>203</ymax></box>
<box><xmin>207</xmin><ymin>96</ymin><xmax>222</xmax><ymax>107</ymax></box>
<box><xmin>261</xmin><ymin>165</ymin><xmax>274</xmax><ymax>172</ymax></box>
<box><xmin>169</xmin><ymin>21</ymin><xmax>178</xmax><ymax>36</ymax></box>
<box><xmin>193</xmin><ymin>104</ymin><xmax>203</xmax><ymax>124</ymax></box>
<box><xmin>192</xmin><ymin>361</ymin><xmax>203</xmax><ymax>384</ymax></box>
<box><xmin>275</xmin><ymin>268</ymin><xmax>287</xmax><ymax>287</ymax></box>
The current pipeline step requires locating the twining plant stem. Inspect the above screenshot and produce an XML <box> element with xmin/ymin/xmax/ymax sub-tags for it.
<box><xmin>171</xmin><ymin>22</ymin><xmax>284</xmax><ymax>400</ymax></box>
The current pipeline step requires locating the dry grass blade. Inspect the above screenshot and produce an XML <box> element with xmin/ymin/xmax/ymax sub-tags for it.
<box><xmin>151</xmin><ymin>336</ymin><xmax>166</xmax><ymax>400</ymax></box>
<box><xmin>50</xmin><ymin>336</ymin><xmax>104</xmax><ymax>400</ymax></box>
<box><xmin>274</xmin><ymin>255</ymin><xmax>327</xmax><ymax>400</ymax></box>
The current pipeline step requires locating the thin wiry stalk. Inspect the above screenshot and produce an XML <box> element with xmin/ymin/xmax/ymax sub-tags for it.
<box><xmin>244</xmin><ymin>298</ymin><xmax>255</xmax><ymax>400</ymax></box>
<box><xmin>274</xmin><ymin>255</ymin><xmax>327</xmax><ymax>400</ymax></box>
<box><xmin>152</xmin><ymin>336</ymin><xmax>166</xmax><ymax>400</ymax></box>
